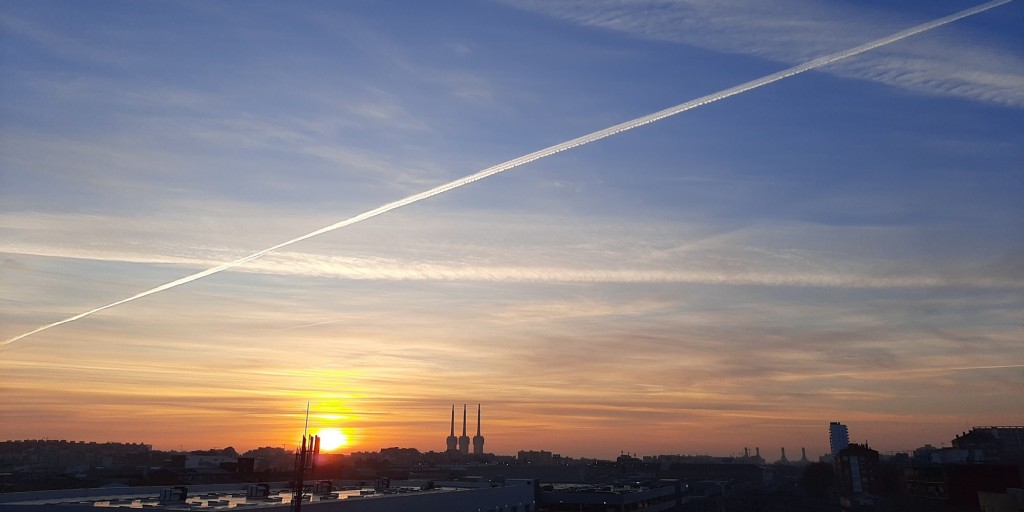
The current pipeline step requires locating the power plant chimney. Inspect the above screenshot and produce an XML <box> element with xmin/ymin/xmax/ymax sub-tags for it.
<box><xmin>458</xmin><ymin>404</ymin><xmax>470</xmax><ymax>454</ymax></box>
<box><xmin>445</xmin><ymin>405</ymin><xmax>458</xmax><ymax>452</ymax></box>
<box><xmin>472</xmin><ymin>404</ymin><xmax>485</xmax><ymax>455</ymax></box>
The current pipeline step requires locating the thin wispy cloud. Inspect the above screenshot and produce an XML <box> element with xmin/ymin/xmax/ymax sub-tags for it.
<box><xmin>6</xmin><ymin>221</ymin><xmax>1022</xmax><ymax>290</ymax></box>
<box><xmin>0</xmin><ymin>14</ymin><xmax>137</xmax><ymax>68</ymax></box>
<box><xmin>505</xmin><ymin>0</ymin><xmax>1024</xmax><ymax>107</ymax></box>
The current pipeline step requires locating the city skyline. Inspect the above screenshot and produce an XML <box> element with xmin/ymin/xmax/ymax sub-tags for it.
<box><xmin>0</xmin><ymin>419</ymin><xmax>1005</xmax><ymax>460</ymax></box>
<box><xmin>2</xmin><ymin>0</ymin><xmax>1022</xmax><ymax>460</ymax></box>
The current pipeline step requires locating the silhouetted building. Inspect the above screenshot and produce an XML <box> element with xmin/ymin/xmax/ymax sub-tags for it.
<box><xmin>909</xmin><ymin>463</ymin><xmax>1024</xmax><ymax>510</ymax></box>
<box><xmin>458</xmin><ymin>404</ymin><xmax>471</xmax><ymax>455</ymax></box>
<box><xmin>830</xmin><ymin>422</ymin><xmax>850</xmax><ymax>456</ymax></box>
<box><xmin>540</xmin><ymin>480</ymin><xmax>685</xmax><ymax>511</ymax></box>
<box><xmin>0</xmin><ymin>479</ymin><xmax>539</xmax><ymax>512</ymax></box>
<box><xmin>464</xmin><ymin>463</ymin><xmax>587</xmax><ymax>483</ymax></box>
<box><xmin>472</xmin><ymin>404</ymin><xmax>485</xmax><ymax>455</ymax></box>
<box><xmin>952</xmin><ymin>426</ymin><xmax>1024</xmax><ymax>462</ymax></box>
<box><xmin>519</xmin><ymin>450</ymin><xmax>559</xmax><ymax>465</ymax></box>
<box><xmin>379</xmin><ymin>447</ymin><xmax>422</xmax><ymax>466</ymax></box>
<box><xmin>836</xmin><ymin>443</ymin><xmax>879</xmax><ymax>496</ymax></box>
<box><xmin>979</xmin><ymin>487</ymin><xmax>1024</xmax><ymax>512</ymax></box>
<box><xmin>445</xmin><ymin>405</ymin><xmax>458</xmax><ymax>452</ymax></box>
<box><xmin>655</xmin><ymin>463</ymin><xmax>767</xmax><ymax>488</ymax></box>
<box><xmin>737</xmin><ymin>447</ymin><xmax>765</xmax><ymax>465</ymax></box>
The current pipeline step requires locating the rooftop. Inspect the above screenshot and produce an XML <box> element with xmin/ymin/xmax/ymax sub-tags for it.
<box><xmin>0</xmin><ymin>483</ymin><xmax>472</xmax><ymax>511</ymax></box>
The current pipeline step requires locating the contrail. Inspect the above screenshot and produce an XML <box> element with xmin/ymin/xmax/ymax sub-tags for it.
<box><xmin>3</xmin><ymin>0</ymin><xmax>1012</xmax><ymax>347</ymax></box>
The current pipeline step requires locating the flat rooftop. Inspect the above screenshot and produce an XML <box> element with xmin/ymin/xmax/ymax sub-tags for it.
<box><xmin>0</xmin><ymin>485</ymin><xmax>470</xmax><ymax>510</ymax></box>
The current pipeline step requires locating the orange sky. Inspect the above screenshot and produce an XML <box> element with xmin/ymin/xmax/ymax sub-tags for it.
<box><xmin>4</xmin><ymin>321</ymin><xmax>1021</xmax><ymax>460</ymax></box>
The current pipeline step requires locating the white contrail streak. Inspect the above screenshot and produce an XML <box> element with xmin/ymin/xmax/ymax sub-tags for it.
<box><xmin>2</xmin><ymin>0</ymin><xmax>1012</xmax><ymax>347</ymax></box>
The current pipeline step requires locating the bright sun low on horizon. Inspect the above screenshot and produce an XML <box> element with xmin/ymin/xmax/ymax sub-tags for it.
<box><xmin>316</xmin><ymin>428</ymin><xmax>348</xmax><ymax>452</ymax></box>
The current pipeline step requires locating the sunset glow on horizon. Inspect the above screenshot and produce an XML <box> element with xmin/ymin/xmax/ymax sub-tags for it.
<box><xmin>1</xmin><ymin>0</ymin><xmax>1022</xmax><ymax>460</ymax></box>
<box><xmin>315</xmin><ymin>428</ymin><xmax>349</xmax><ymax>453</ymax></box>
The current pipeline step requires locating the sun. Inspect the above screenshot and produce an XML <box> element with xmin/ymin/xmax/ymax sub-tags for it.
<box><xmin>315</xmin><ymin>428</ymin><xmax>348</xmax><ymax>452</ymax></box>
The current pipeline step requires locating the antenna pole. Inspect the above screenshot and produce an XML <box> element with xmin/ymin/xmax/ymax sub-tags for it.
<box><xmin>292</xmin><ymin>402</ymin><xmax>319</xmax><ymax>512</ymax></box>
<box><xmin>304</xmin><ymin>401</ymin><xmax>310</xmax><ymax>436</ymax></box>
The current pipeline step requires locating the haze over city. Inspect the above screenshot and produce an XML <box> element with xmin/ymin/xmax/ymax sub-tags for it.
<box><xmin>1</xmin><ymin>0</ymin><xmax>1022</xmax><ymax>460</ymax></box>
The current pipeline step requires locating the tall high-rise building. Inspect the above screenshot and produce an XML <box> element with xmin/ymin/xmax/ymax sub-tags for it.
<box><xmin>472</xmin><ymin>404</ymin><xmax>485</xmax><ymax>455</ymax></box>
<box><xmin>458</xmin><ymin>404</ymin><xmax>471</xmax><ymax>455</ymax></box>
<box><xmin>830</xmin><ymin>422</ymin><xmax>850</xmax><ymax>456</ymax></box>
<box><xmin>445</xmin><ymin>405</ymin><xmax>458</xmax><ymax>452</ymax></box>
<box><xmin>837</xmin><ymin>443</ymin><xmax>879</xmax><ymax>496</ymax></box>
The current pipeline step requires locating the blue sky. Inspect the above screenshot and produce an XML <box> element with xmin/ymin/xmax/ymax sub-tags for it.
<box><xmin>1</xmin><ymin>0</ymin><xmax>1022</xmax><ymax>458</ymax></box>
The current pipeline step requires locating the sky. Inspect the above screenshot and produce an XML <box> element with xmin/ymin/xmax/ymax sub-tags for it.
<box><xmin>1</xmin><ymin>0</ymin><xmax>1022</xmax><ymax>460</ymax></box>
